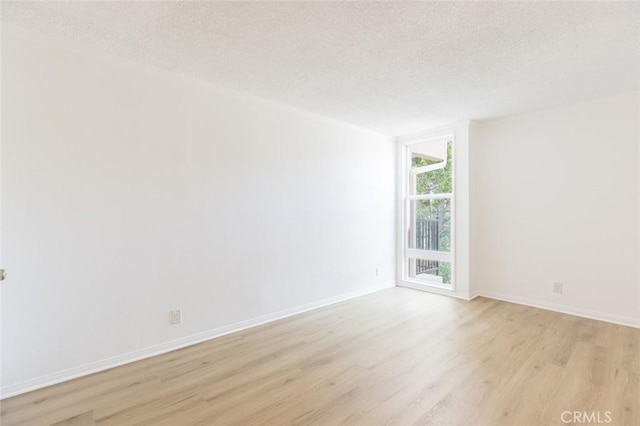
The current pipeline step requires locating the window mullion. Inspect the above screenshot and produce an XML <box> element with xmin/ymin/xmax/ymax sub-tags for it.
<box><xmin>406</xmin><ymin>193</ymin><xmax>452</xmax><ymax>201</ymax></box>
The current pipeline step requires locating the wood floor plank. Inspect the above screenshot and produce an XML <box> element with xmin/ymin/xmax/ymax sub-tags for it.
<box><xmin>49</xmin><ymin>410</ymin><xmax>95</xmax><ymax>426</ymax></box>
<box><xmin>1</xmin><ymin>288</ymin><xmax>638</xmax><ymax>425</ymax></box>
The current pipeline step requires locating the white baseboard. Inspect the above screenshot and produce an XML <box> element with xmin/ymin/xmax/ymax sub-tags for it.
<box><xmin>478</xmin><ymin>291</ymin><xmax>640</xmax><ymax>329</ymax></box>
<box><xmin>0</xmin><ymin>282</ymin><xmax>395</xmax><ymax>400</ymax></box>
<box><xmin>397</xmin><ymin>283</ymin><xmax>638</xmax><ymax>328</ymax></box>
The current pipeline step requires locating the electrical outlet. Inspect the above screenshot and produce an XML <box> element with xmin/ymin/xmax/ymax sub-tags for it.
<box><xmin>376</xmin><ymin>267</ymin><xmax>380</xmax><ymax>277</ymax></box>
<box><xmin>553</xmin><ymin>282</ymin><xmax>563</xmax><ymax>294</ymax></box>
<box><xmin>171</xmin><ymin>309</ymin><xmax>182</xmax><ymax>324</ymax></box>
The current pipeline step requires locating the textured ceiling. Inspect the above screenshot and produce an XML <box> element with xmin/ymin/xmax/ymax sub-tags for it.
<box><xmin>3</xmin><ymin>1</ymin><xmax>640</xmax><ymax>136</ymax></box>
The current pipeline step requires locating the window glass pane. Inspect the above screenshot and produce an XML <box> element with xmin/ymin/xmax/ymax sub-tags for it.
<box><xmin>408</xmin><ymin>199</ymin><xmax>451</xmax><ymax>252</ymax></box>
<box><xmin>409</xmin><ymin>139</ymin><xmax>452</xmax><ymax>195</ymax></box>
<box><xmin>408</xmin><ymin>259</ymin><xmax>452</xmax><ymax>285</ymax></box>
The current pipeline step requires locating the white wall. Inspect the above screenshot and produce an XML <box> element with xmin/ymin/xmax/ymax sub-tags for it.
<box><xmin>472</xmin><ymin>91</ymin><xmax>640</xmax><ymax>326</ymax></box>
<box><xmin>0</xmin><ymin>27</ymin><xmax>396</xmax><ymax>396</ymax></box>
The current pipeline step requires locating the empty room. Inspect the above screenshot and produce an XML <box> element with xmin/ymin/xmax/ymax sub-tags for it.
<box><xmin>1</xmin><ymin>1</ymin><xmax>639</xmax><ymax>425</ymax></box>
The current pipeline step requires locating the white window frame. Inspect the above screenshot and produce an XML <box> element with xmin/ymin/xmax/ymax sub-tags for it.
<box><xmin>397</xmin><ymin>121</ymin><xmax>473</xmax><ymax>299</ymax></box>
<box><xmin>399</xmin><ymin>135</ymin><xmax>456</xmax><ymax>290</ymax></box>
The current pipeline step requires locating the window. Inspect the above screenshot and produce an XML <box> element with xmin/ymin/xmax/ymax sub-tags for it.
<box><xmin>403</xmin><ymin>137</ymin><xmax>454</xmax><ymax>287</ymax></box>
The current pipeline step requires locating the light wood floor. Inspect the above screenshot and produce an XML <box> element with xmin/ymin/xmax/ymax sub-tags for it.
<box><xmin>2</xmin><ymin>288</ymin><xmax>639</xmax><ymax>425</ymax></box>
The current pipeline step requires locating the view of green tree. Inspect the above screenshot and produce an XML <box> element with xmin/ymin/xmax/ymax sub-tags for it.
<box><xmin>412</xmin><ymin>143</ymin><xmax>453</xmax><ymax>196</ymax></box>
<box><xmin>411</xmin><ymin>142</ymin><xmax>452</xmax><ymax>283</ymax></box>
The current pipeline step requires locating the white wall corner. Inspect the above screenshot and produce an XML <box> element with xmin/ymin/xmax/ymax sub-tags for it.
<box><xmin>452</xmin><ymin>121</ymin><xmax>471</xmax><ymax>299</ymax></box>
<box><xmin>467</xmin><ymin>120</ymin><xmax>481</xmax><ymax>298</ymax></box>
